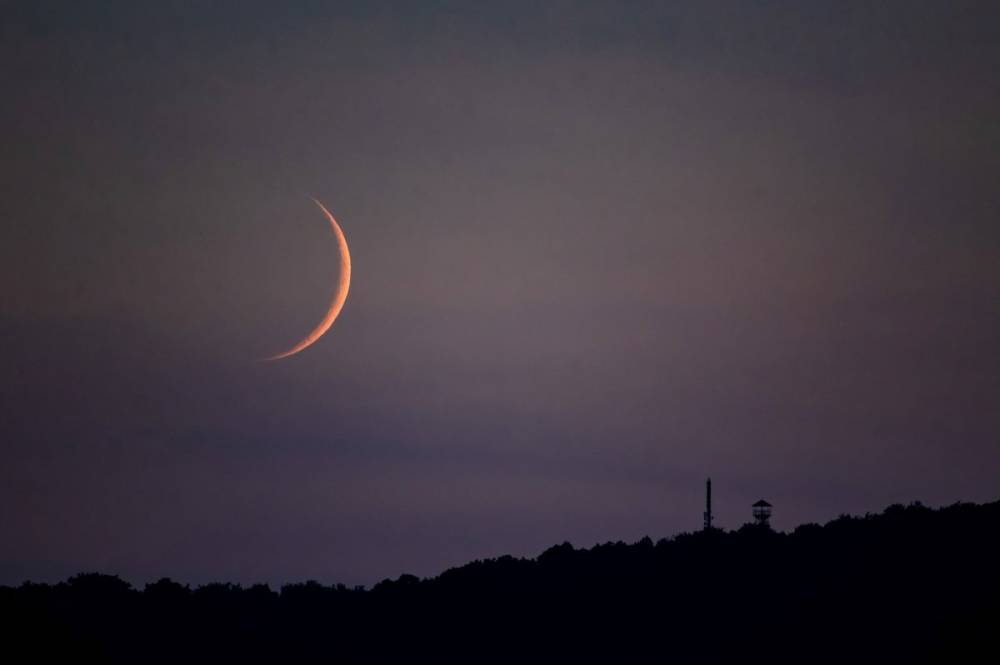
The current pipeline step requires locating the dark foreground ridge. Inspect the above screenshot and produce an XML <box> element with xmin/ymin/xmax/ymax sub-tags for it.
<box><xmin>4</xmin><ymin>500</ymin><xmax>998</xmax><ymax>662</ymax></box>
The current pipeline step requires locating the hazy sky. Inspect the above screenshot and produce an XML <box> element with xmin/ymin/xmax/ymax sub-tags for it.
<box><xmin>2</xmin><ymin>1</ymin><xmax>999</xmax><ymax>586</ymax></box>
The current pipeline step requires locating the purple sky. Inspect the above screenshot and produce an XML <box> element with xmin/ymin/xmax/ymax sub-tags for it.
<box><xmin>2</xmin><ymin>1</ymin><xmax>999</xmax><ymax>586</ymax></box>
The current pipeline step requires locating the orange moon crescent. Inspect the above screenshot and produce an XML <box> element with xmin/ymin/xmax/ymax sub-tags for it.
<box><xmin>265</xmin><ymin>198</ymin><xmax>351</xmax><ymax>361</ymax></box>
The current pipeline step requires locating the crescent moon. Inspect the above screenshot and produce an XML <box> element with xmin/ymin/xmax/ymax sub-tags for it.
<box><xmin>265</xmin><ymin>198</ymin><xmax>351</xmax><ymax>361</ymax></box>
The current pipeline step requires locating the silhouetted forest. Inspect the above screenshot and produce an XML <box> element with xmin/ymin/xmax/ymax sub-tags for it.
<box><xmin>3</xmin><ymin>500</ymin><xmax>998</xmax><ymax>662</ymax></box>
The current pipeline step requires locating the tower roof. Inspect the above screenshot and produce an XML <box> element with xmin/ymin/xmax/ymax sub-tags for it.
<box><xmin>753</xmin><ymin>499</ymin><xmax>772</xmax><ymax>507</ymax></box>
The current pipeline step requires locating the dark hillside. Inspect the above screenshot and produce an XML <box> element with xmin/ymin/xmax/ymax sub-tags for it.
<box><xmin>3</xmin><ymin>500</ymin><xmax>998</xmax><ymax>662</ymax></box>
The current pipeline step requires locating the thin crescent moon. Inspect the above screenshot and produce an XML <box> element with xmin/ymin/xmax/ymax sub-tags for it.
<box><xmin>265</xmin><ymin>198</ymin><xmax>351</xmax><ymax>361</ymax></box>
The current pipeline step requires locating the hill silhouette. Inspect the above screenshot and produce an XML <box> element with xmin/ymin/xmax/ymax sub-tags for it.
<box><xmin>3</xmin><ymin>499</ymin><xmax>998</xmax><ymax>662</ymax></box>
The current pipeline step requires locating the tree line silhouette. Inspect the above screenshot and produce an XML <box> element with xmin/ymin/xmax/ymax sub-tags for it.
<box><xmin>2</xmin><ymin>499</ymin><xmax>997</xmax><ymax>662</ymax></box>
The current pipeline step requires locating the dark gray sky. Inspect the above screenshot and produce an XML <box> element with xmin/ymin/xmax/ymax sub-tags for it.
<box><xmin>2</xmin><ymin>1</ymin><xmax>999</xmax><ymax>586</ymax></box>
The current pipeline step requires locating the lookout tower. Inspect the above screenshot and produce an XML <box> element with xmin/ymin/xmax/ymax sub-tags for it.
<box><xmin>752</xmin><ymin>499</ymin><xmax>772</xmax><ymax>527</ymax></box>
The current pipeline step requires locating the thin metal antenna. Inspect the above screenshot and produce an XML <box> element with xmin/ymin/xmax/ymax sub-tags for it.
<box><xmin>703</xmin><ymin>478</ymin><xmax>713</xmax><ymax>531</ymax></box>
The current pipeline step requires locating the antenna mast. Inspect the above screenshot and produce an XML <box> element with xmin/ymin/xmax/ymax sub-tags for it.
<box><xmin>703</xmin><ymin>477</ymin><xmax>713</xmax><ymax>531</ymax></box>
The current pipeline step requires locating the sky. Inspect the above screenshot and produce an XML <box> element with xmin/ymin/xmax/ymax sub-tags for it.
<box><xmin>2</xmin><ymin>1</ymin><xmax>999</xmax><ymax>586</ymax></box>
